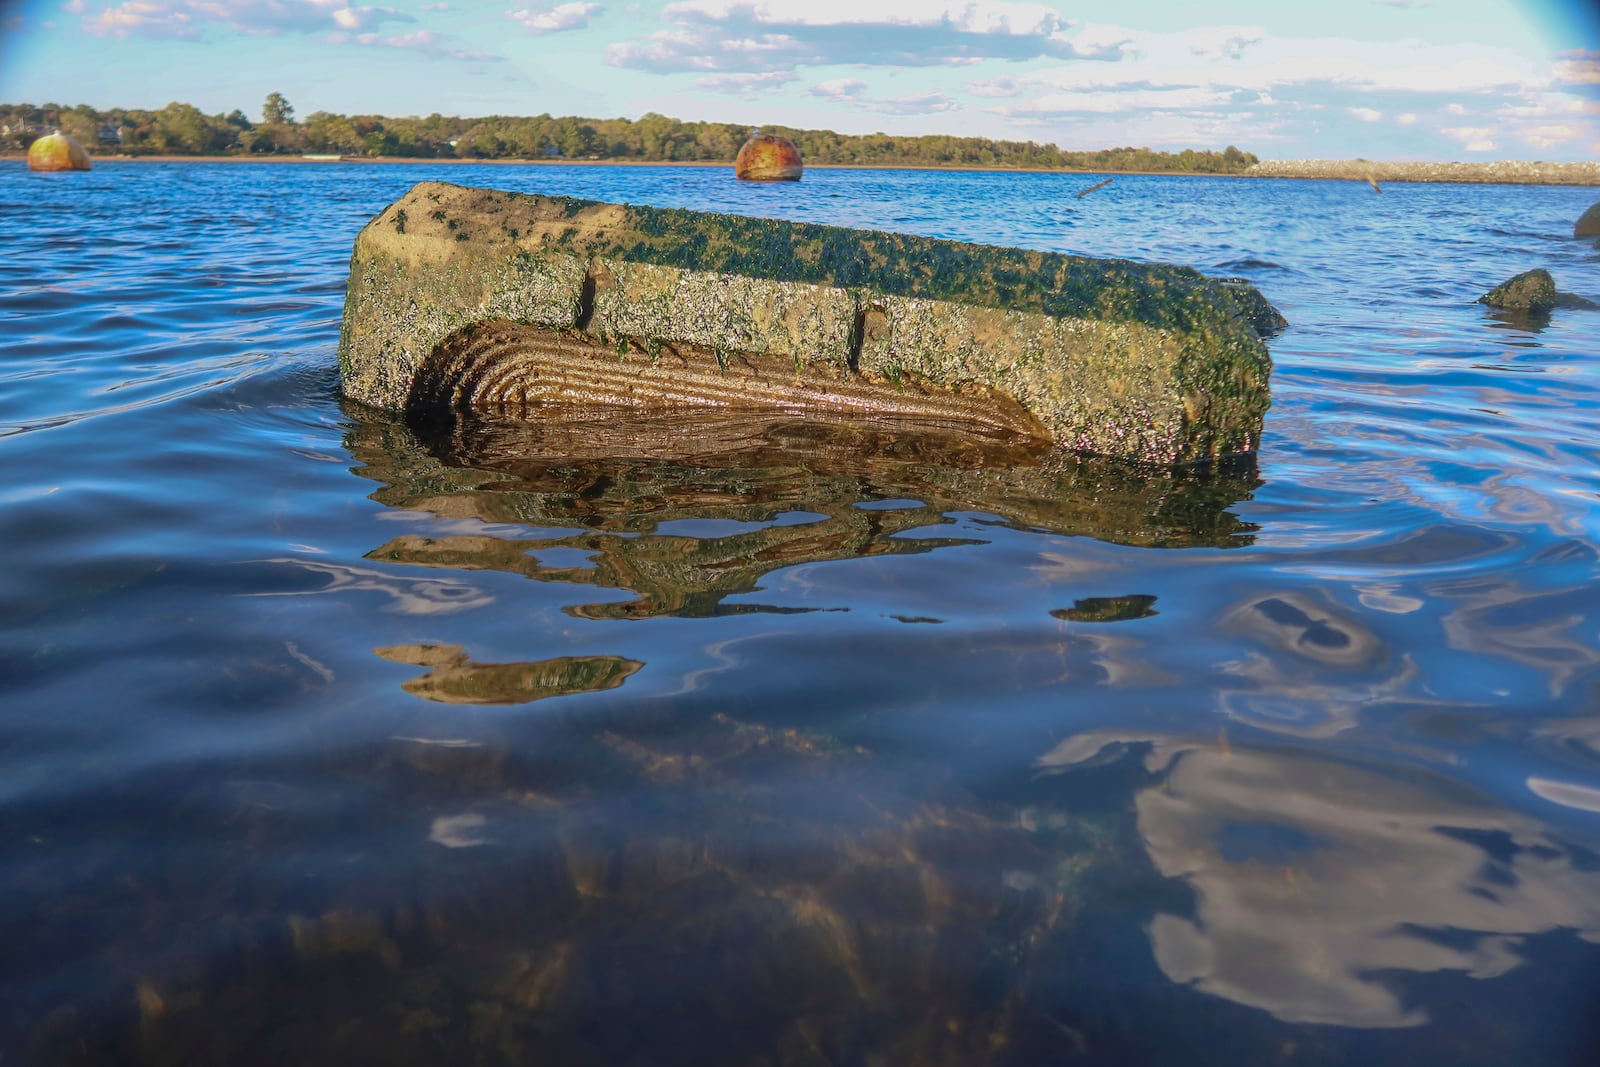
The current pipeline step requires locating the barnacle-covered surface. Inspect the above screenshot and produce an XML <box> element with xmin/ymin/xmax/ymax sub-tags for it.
<box><xmin>338</xmin><ymin>181</ymin><xmax>1275</xmax><ymax>463</ymax></box>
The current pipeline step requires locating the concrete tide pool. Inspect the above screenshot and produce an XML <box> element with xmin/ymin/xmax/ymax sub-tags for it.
<box><xmin>3</xmin><ymin>159</ymin><xmax>1600</xmax><ymax>1066</ymax></box>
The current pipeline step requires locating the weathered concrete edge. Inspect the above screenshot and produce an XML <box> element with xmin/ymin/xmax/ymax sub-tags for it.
<box><xmin>339</xmin><ymin>181</ymin><xmax>1275</xmax><ymax>465</ymax></box>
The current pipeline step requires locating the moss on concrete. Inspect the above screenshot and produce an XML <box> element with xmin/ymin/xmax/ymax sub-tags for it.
<box><xmin>339</xmin><ymin>181</ymin><xmax>1276</xmax><ymax>464</ymax></box>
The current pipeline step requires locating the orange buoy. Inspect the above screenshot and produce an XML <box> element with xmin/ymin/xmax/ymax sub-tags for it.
<box><xmin>27</xmin><ymin>130</ymin><xmax>92</xmax><ymax>172</ymax></box>
<box><xmin>734</xmin><ymin>132</ymin><xmax>802</xmax><ymax>181</ymax></box>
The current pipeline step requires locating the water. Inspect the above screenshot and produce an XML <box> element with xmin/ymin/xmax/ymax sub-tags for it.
<box><xmin>3</xmin><ymin>160</ymin><xmax>1600</xmax><ymax>1066</ymax></box>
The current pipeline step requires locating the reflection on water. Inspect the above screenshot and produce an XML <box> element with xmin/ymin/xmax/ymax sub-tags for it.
<box><xmin>7</xmin><ymin>163</ymin><xmax>1600</xmax><ymax>1066</ymax></box>
<box><xmin>247</xmin><ymin>557</ymin><xmax>495</xmax><ymax>615</ymax></box>
<box><xmin>1045</xmin><ymin>734</ymin><xmax>1600</xmax><ymax>1035</ymax></box>
<box><xmin>1051</xmin><ymin>594</ymin><xmax>1160</xmax><ymax>622</ymax></box>
<box><xmin>374</xmin><ymin>643</ymin><xmax>643</xmax><ymax>704</ymax></box>
<box><xmin>347</xmin><ymin>407</ymin><xmax>1259</xmax><ymax>620</ymax></box>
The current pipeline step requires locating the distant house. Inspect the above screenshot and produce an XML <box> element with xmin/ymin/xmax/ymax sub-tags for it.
<box><xmin>98</xmin><ymin>125</ymin><xmax>123</xmax><ymax>144</ymax></box>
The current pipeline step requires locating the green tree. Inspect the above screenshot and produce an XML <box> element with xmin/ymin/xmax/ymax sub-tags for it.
<box><xmin>303</xmin><ymin>111</ymin><xmax>363</xmax><ymax>154</ymax></box>
<box><xmin>58</xmin><ymin>106</ymin><xmax>99</xmax><ymax>146</ymax></box>
<box><xmin>262</xmin><ymin>92</ymin><xmax>294</xmax><ymax>126</ymax></box>
<box><xmin>558</xmin><ymin>120</ymin><xmax>598</xmax><ymax>158</ymax></box>
<box><xmin>149</xmin><ymin>101</ymin><xmax>228</xmax><ymax>154</ymax></box>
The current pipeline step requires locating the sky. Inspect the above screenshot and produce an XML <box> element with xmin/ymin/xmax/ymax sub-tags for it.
<box><xmin>1</xmin><ymin>0</ymin><xmax>1597</xmax><ymax>160</ymax></box>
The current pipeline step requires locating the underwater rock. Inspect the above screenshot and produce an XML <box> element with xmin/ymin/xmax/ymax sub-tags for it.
<box><xmin>1477</xmin><ymin>269</ymin><xmax>1557</xmax><ymax>312</ymax></box>
<box><xmin>27</xmin><ymin>130</ymin><xmax>91</xmax><ymax>172</ymax></box>
<box><xmin>734</xmin><ymin>132</ymin><xmax>803</xmax><ymax>181</ymax></box>
<box><xmin>1576</xmin><ymin>202</ymin><xmax>1600</xmax><ymax>238</ymax></box>
<box><xmin>338</xmin><ymin>181</ymin><xmax>1277</xmax><ymax>465</ymax></box>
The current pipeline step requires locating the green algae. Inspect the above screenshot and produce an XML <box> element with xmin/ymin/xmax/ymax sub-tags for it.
<box><xmin>338</xmin><ymin>181</ymin><xmax>1277</xmax><ymax>464</ymax></box>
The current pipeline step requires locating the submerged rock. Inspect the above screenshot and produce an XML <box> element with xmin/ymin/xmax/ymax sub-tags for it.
<box><xmin>27</xmin><ymin>130</ymin><xmax>91</xmax><ymax>172</ymax></box>
<box><xmin>338</xmin><ymin>181</ymin><xmax>1277</xmax><ymax>465</ymax></box>
<box><xmin>1576</xmin><ymin>202</ymin><xmax>1600</xmax><ymax>238</ymax></box>
<box><xmin>1478</xmin><ymin>269</ymin><xmax>1557</xmax><ymax>312</ymax></box>
<box><xmin>733</xmin><ymin>132</ymin><xmax>803</xmax><ymax>181</ymax></box>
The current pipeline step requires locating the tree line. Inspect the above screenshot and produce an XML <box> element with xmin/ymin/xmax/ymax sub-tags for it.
<box><xmin>1</xmin><ymin>94</ymin><xmax>1259</xmax><ymax>174</ymax></box>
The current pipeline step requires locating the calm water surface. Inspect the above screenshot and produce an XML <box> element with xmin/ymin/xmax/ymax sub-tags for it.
<box><xmin>3</xmin><ymin>161</ymin><xmax>1600</xmax><ymax>1066</ymax></box>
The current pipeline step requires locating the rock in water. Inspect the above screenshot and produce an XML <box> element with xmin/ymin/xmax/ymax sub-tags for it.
<box><xmin>338</xmin><ymin>181</ymin><xmax>1278</xmax><ymax>465</ymax></box>
<box><xmin>27</xmin><ymin>130</ymin><xmax>92</xmax><ymax>172</ymax></box>
<box><xmin>734</xmin><ymin>133</ymin><xmax>802</xmax><ymax>181</ymax></box>
<box><xmin>1215</xmin><ymin>277</ymin><xmax>1289</xmax><ymax>337</ymax></box>
<box><xmin>1478</xmin><ymin>269</ymin><xmax>1558</xmax><ymax>312</ymax></box>
<box><xmin>1577</xmin><ymin>203</ymin><xmax>1600</xmax><ymax>239</ymax></box>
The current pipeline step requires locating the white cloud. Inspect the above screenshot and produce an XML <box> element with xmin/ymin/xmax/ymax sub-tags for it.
<box><xmin>874</xmin><ymin>89</ymin><xmax>959</xmax><ymax>115</ymax></box>
<box><xmin>969</xmin><ymin>77</ymin><xmax>1023</xmax><ymax>98</ymax></box>
<box><xmin>1185</xmin><ymin>26</ymin><xmax>1262</xmax><ymax>61</ymax></box>
<box><xmin>984</xmin><ymin>25</ymin><xmax>1547</xmax><ymax>106</ymax></box>
<box><xmin>944</xmin><ymin>23</ymin><xmax>1588</xmax><ymax>157</ymax></box>
<box><xmin>507</xmin><ymin>2</ymin><xmax>599</xmax><ymax>33</ymax></box>
<box><xmin>1522</xmin><ymin>124</ymin><xmax>1579</xmax><ymax>150</ymax></box>
<box><xmin>999</xmin><ymin>85</ymin><xmax>1236</xmax><ymax>117</ymax></box>
<box><xmin>88</xmin><ymin>0</ymin><xmax>196</xmax><ymax>36</ymax></box>
<box><xmin>667</xmin><ymin>0</ymin><xmax>1061</xmax><ymax>32</ymax></box>
<box><xmin>1495</xmin><ymin>93</ymin><xmax>1589</xmax><ymax>119</ymax></box>
<box><xmin>809</xmin><ymin>77</ymin><xmax>868</xmax><ymax>101</ymax></box>
<box><xmin>334</xmin><ymin>26</ymin><xmax>500</xmax><ymax>59</ymax></box>
<box><xmin>81</xmin><ymin>0</ymin><xmax>413</xmax><ymax>38</ymax></box>
<box><xmin>692</xmin><ymin>70</ymin><xmax>799</xmax><ymax>95</ymax></box>
<box><xmin>1555</xmin><ymin>50</ymin><xmax>1600</xmax><ymax>89</ymax></box>
<box><xmin>607</xmin><ymin>0</ymin><xmax>1130</xmax><ymax>73</ymax></box>
<box><xmin>807</xmin><ymin>77</ymin><xmax>956</xmax><ymax>114</ymax></box>
<box><xmin>1442</xmin><ymin>125</ymin><xmax>1497</xmax><ymax>151</ymax></box>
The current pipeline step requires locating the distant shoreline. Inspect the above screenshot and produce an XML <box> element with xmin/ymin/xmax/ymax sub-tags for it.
<box><xmin>4</xmin><ymin>153</ymin><xmax>1597</xmax><ymax>186</ymax></box>
<box><xmin>0</xmin><ymin>152</ymin><xmax>1243</xmax><ymax>179</ymax></box>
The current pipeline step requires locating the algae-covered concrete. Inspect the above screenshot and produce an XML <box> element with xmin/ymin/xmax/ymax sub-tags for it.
<box><xmin>339</xmin><ymin>180</ymin><xmax>1276</xmax><ymax>464</ymax></box>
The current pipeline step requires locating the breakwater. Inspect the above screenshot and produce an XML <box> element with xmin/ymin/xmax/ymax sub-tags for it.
<box><xmin>1246</xmin><ymin>159</ymin><xmax>1600</xmax><ymax>185</ymax></box>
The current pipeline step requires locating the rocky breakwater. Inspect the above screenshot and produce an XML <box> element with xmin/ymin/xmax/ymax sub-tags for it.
<box><xmin>338</xmin><ymin>181</ymin><xmax>1278</xmax><ymax>465</ymax></box>
<box><xmin>1246</xmin><ymin>159</ymin><xmax>1600</xmax><ymax>186</ymax></box>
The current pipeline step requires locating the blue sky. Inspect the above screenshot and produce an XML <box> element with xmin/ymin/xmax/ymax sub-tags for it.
<box><xmin>2</xmin><ymin>0</ymin><xmax>1597</xmax><ymax>159</ymax></box>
